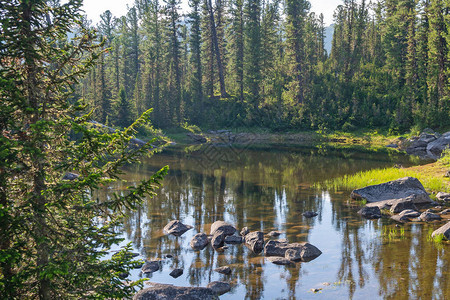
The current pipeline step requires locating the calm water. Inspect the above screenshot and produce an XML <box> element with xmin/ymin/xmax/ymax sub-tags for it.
<box><xmin>106</xmin><ymin>143</ymin><xmax>449</xmax><ymax>299</ymax></box>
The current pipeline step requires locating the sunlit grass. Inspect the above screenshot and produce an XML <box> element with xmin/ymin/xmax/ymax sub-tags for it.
<box><xmin>315</xmin><ymin>166</ymin><xmax>450</xmax><ymax>193</ymax></box>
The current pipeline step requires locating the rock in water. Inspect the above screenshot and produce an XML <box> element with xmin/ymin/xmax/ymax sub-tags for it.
<box><xmin>390</xmin><ymin>198</ymin><xmax>418</xmax><ymax>213</ymax></box>
<box><xmin>163</xmin><ymin>220</ymin><xmax>193</xmax><ymax>236</ymax></box>
<box><xmin>224</xmin><ymin>235</ymin><xmax>243</xmax><ymax>244</ymax></box>
<box><xmin>266</xmin><ymin>256</ymin><xmax>294</xmax><ymax>265</ymax></box>
<box><xmin>240</xmin><ymin>227</ymin><xmax>250</xmax><ymax>237</ymax></box>
<box><xmin>190</xmin><ymin>233</ymin><xmax>209</xmax><ymax>250</ymax></box>
<box><xmin>398</xmin><ymin>209</ymin><xmax>420</xmax><ymax>218</ymax></box>
<box><xmin>206</xmin><ymin>281</ymin><xmax>231</xmax><ymax>295</ymax></box>
<box><xmin>169</xmin><ymin>268</ymin><xmax>183</xmax><ymax>278</ymax></box>
<box><xmin>211</xmin><ymin>231</ymin><xmax>225</xmax><ymax>249</ymax></box>
<box><xmin>268</xmin><ymin>231</ymin><xmax>282</xmax><ymax>237</ymax></box>
<box><xmin>432</xmin><ymin>221</ymin><xmax>450</xmax><ymax>240</ymax></box>
<box><xmin>264</xmin><ymin>240</ymin><xmax>322</xmax><ymax>262</ymax></box>
<box><xmin>427</xmin><ymin>132</ymin><xmax>450</xmax><ymax>158</ymax></box>
<box><xmin>351</xmin><ymin>177</ymin><xmax>432</xmax><ymax>204</ymax></box>
<box><xmin>303</xmin><ymin>211</ymin><xmax>318</xmax><ymax>218</ymax></box>
<box><xmin>436</xmin><ymin>192</ymin><xmax>450</xmax><ymax>201</ymax></box>
<box><xmin>210</xmin><ymin>221</ymin><xmax>237</xmax><ymax>236</ymax></box>
<box><xmin>141</xmin><ymin>261</ymin><xmax>160</xmax><ymax>274</ymax></box>
<box><xmin>358</xmin><ymin>206</ymin><xmax>382</xmax><ymax>219</ymax></box>
<box><xmin>214</xmin><ymin>266</ymin><xmax>231</xmax><ymax>275</ymax></box>
<box><xmin>133</xmin><ymin>284</ymin><xmax>218</xmax><ymax>300</ymax></box>
<box><xmin>244</xmin><ymin>231</ymin><xmax>265</xmax><ymax>253</ymax></box>
<box><xmin>419</xmin><ymin>211</ymin><xmax>442</xmax><ymax>222</ymax></box>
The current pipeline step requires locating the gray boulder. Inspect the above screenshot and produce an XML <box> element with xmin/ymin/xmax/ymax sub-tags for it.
<box><xmin>190</xmin><ymin>233</ymin><xmax>209</xmax><ymax>250</ymax></box>
<box><xmin>419</xmin><ymin>211</ymin><xmax>442</xmax><ymax>222</ymax></box>
<box><xmin>431</xmin><ymin>221</ymin><xmax>450</xmax><ymax>240</ymax></box>
<box><xmin>133</xmin><ymin>284</ymin><xmax>218</xmax><ymax>300</ymax></box>
<box><xmin>351</xmin><ymin>177</ymin><xmax>432</xmax><ymax>204</ymax></box>
<box><xmin>163</xmin><ymin>220</ymin><xmax>193</xmax><ymax>236</ymax></box>
<box><xmin>358</xmin><ymin>206</ymin><xmax>381</xmax><ymax>219</ymax></box>
<box><xmin>210</xmin><ymin>221</ymin><xmax>237</xmax><ymax>236</ymax></box>
<box><xmin>427</xmin><ymin>131</ymin><xmax>450</xmax><ymax>157</ymax></box>
<box><xmin>142</xmin><ymin>261</ymin><xmax>160</xmax><ymax>274</ymax></box>
<box><xmin>390</xmin><ymin>198</ymin><xmax>418</xmax><ymax>213</ymax></box>
<box><xmin>224</xmin><ymin>235</ymin><xmax>243</xmax><ymax>244</ymax></box>
<box><xmin>436</xmin><ymin>192</ymin><xmax>450</xmax><ymax>201</ymax></box>
<box><xmin>244</xmin><ymin>231</ymin><xmax>265</xmax><ymax>253</ymax></box>
<box><xmin>391</xmin><ymin>214</ymin><xmax>410</xmax><ymax>223</ymax></box>
<box><xmin>264</xmin><ymin>240</ymin><xmax>321</xmax><ymax>262</ymax></box>
<box><xmin>206</xmin><ymin>281</ymin><xmax>231</xmax><ymax>296</ymax></box>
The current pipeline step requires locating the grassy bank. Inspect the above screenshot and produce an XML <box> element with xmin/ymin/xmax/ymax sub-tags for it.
<box><xmin>316</xmin><ymin>151</ymin><xmax>450</xmax><ymax>194</ymax></box>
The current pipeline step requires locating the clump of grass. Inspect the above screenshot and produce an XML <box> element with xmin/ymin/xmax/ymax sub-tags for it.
<box><xmin>315</xmin><ymin>167</ymin><xmax>450</xmax><ymax>193</ymax></box>
<box><xmin>382</xmin><ymin>226</ymin><xmax>406</xmax><ymax>241</ymax></box>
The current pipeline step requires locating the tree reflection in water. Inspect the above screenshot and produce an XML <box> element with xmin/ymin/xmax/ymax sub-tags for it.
<box><xmin>108</xmin><ymin>144</ymin><xmax>447</xmax><ymax>299</ymax></box>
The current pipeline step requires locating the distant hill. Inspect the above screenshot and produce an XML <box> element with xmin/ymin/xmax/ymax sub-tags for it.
<box><xmin>324</xmin><ymin>24</ymin><xmax>334</xmax><ymax>56</ymax></box>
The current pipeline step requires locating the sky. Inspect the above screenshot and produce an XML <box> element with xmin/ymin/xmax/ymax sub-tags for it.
<box><xmin>81</xmin><ymin>0</ymin><xmax>342</xmax><ymax>27</ymax></box>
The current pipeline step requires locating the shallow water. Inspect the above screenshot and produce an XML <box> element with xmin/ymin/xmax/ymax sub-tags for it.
<box><xmin>107</xmin><ymin>143</ymin><xmax>449</xmax><ymax>299</ymax></box>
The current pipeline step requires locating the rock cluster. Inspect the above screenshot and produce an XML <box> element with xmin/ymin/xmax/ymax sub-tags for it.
<box><xmin>404</xmin><ymin>129</ymin><xmax>450</xmax><ymax>159</ymax></box>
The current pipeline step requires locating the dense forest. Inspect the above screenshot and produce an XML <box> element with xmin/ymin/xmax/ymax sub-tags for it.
<box><xmin>82</xmin><ymin>0</ymin><xmax>450</xmax><ymax>133</ymax></box>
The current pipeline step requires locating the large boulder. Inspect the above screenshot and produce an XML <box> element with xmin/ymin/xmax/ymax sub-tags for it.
<box><xmin>405</xmin><ymin>130</ymin><xmax>440</xmax><ymax>156</ymax></box>
<box><xmin>264</xmin><ymin>240</ymin><xmax>289</xmax><ymax>257</ymax></box>
<box><xmin>163</xmin><ymin>220</ymin><xmax>193</xmax><ymax>236</ymax></box>
<box><xmin>244</xmin><ymin>231</ymin><xmax>265</xmax><ymax>253</ymax></box>
<box><xmin>431</xmin><ymin>221</ymin><xmax>450</xmax><ymax>240</ymax></box>
<box><xmin>190</xmin><ymin>233</ymin><xmax>209</xmax><ymax>250</ymax></box>
<box><xmin>210</xmin><ymin>221</ymin><xmax>237</xmax><ymax>236</ymax></box>
<box><xmin>427</xmin><ymin>131</ymin><xmax>450</xmax><ymax>158</ymax></box>
<box><xmin>133</xmin><ymin>284</ymin><xmax>218</xmax><ymax>300</ymax></box>
<box><xmin>351</xmin><ymin>177</ymin><xmax>432</xmax><ymax>205</ymax></box>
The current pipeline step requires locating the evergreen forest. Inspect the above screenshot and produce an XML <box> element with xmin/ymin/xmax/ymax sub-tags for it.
<box><xmin>82</xmin><ymin>0</ymin><xmax>450</xmax><ymax>133</ymax></box>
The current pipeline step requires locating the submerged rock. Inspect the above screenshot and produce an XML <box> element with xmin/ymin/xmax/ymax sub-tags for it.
<box><xmin>431</xmin><ymin>221</ymin><xmax>450</xmax><ymax>240</ymax></box>
<box><xmin>190</xmin><ymin>233</ymin><xmax>209</xmax><ymax>250</ymax></box>
<box><xmin>268</xmin><ymin>231</ymin><xmax>282</xmax><ymax>237</ymax></box>
<box><xmin>244</xmin><ymin>231</ymin><xmax>265</xmax><ymax>253</ymax></box>
<box><xmin>210</xmin><ymin>221</ymin><xmax>237</xmax><ymax>236</ymax></box>
<box><xmin>358</xmin><ymin>206</ymin><xmax>382</xmax><ymax>219</ymax></box>
<box><xmin>214</xmin><ymin>266</ymin><xmax>231</xmax><ymax>275</ymax></box>
<box><xmin>142</xmin><ymin>261</ymin><xmax>160</xmax><ymax>274</ymax></box>
<box><xmin>303</xmin><ymin>211</ymin><xmax>318</xmax><ymax>218</ymax></box>
<box><xmin>206</xmin><ymin>281</ymin><xmax>231</xmax><ymax>295</ymax></box>
<box><xmin>163</xmin><ymin>220</ymin><xmax>193</xmax><ymax>236</ymax></box>
<box><xmin>133</xmin><ymin>284</ymin><xmax>218</xmax><ymax>300</ymax></box>
<box><xmin>351</xmin><ymin>177</ymin><xmax>432</xmax><ymax>204</ymax></box>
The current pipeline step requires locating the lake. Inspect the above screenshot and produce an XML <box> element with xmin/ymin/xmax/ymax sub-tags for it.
<box><xmin>106</xmin><ymin>142</ymin><xmax>449</xmax><ymax>299</ymax></box>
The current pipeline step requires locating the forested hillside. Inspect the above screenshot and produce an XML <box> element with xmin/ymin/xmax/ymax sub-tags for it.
<box><xmin>81</xmin><ymin>0</ymin><xmax>450</xmax><ymax>133</ymax></box>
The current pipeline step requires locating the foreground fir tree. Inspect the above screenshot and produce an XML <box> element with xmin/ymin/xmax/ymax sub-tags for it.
<box><xmin>0</xmin><ymin>1</ymin><xmax>168</xmax><ymax>298</ymax></box>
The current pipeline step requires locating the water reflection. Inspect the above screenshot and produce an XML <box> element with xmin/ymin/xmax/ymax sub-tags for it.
<box><xmin>112</xmin><ymin>144</ymin><xmax>448</xmax><ymax>299</ymax></box>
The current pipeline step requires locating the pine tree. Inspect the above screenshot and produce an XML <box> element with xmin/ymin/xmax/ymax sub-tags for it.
<box><xmin>0</xmin><ymin>1</ymin><xmax>167</xmax><ymax>298</ymax></box>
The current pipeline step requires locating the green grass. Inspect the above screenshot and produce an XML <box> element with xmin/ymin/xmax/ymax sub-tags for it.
<box><xmin>315</xmin><ymin>166</ymin><xmax>450</xmax><ymax>193</ymax></box>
